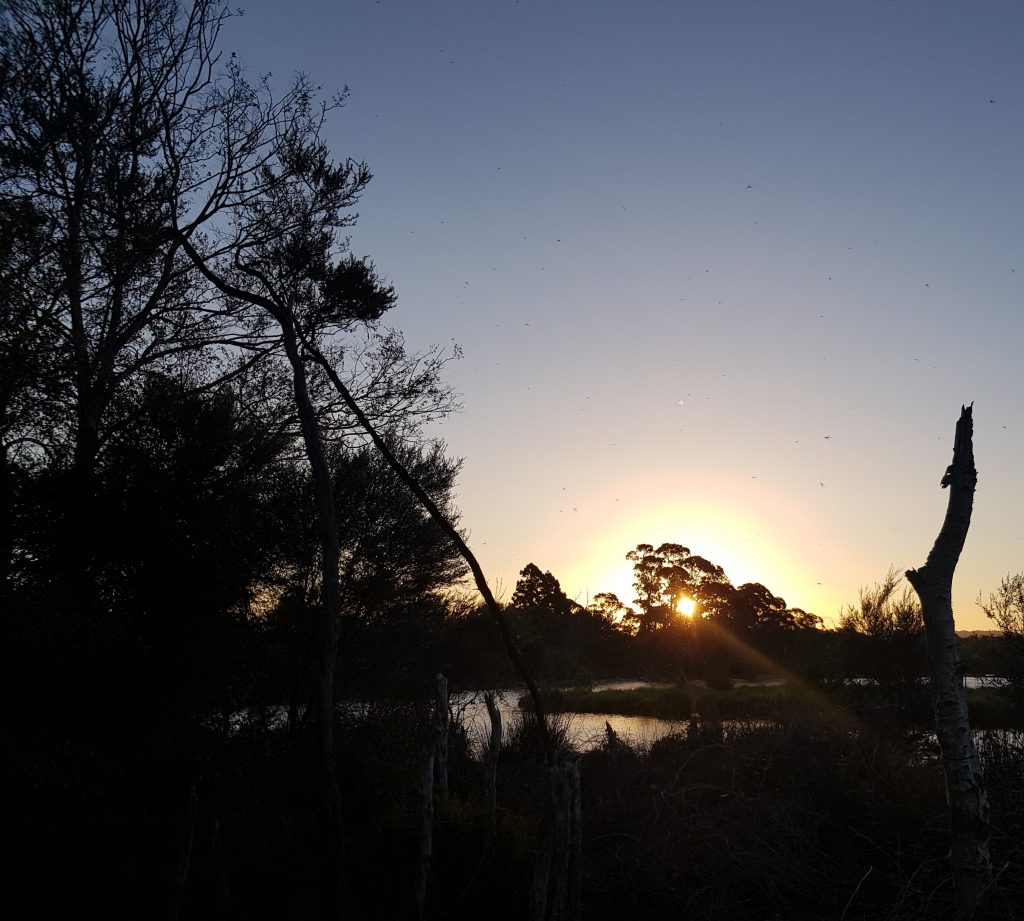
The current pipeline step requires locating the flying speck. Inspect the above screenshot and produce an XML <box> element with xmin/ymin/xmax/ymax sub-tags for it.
<box><xmin>677</xmin><ymin>399</ymin><xmax>685</xmax><ymax>406</ymax></box>
<box><xmin>824</xmin><ymin>435</ymin><xmax>832</xmax><ymax>440</ymax></box>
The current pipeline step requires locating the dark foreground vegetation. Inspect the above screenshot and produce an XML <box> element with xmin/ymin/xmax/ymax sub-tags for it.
<box><xmin>12</xmin><ymin>683</ymin><xmax>1024</xmax><ymax>920</ymax></box>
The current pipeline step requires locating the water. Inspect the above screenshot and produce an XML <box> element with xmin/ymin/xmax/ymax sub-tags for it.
<box><xmin>454</xmin><ymin>681</ymin><xmax>687</xmax><ymax>753</ymax></box>
<box><xmin>454</xmin><ymin>676</ymin><xmax>1015</xmax><ymax>754</ymax></box>
<box><xmin>224</xmin><ymin>676</ymin><xmax>1014</xmax><ymax>750</ymax></box>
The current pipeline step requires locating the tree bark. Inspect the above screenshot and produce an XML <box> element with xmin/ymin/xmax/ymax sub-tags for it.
<box><xmin>905</xmin><ymin>404</ymin><xmax>992</xmax><ymax>916</ymax></box>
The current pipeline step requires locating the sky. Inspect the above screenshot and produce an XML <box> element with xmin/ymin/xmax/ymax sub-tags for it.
<box><xmin>227</xmin><ymin>1</ymin><xmax>1024</xmax><ymax>629</ymax></box>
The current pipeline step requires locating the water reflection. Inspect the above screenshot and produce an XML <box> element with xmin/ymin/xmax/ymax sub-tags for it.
<box><xmin>454</xmin><ymin>677</ymin><xmax>1014</xmax><ymax>754</ymax></box>
<box><xmin>454</xmin><ymin>682</ymin><xmax>686</xmax><ymax>753</ymax></box>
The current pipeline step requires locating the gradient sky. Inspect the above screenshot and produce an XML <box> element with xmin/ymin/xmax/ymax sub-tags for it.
<box><xmin>228</xmin><ymin>1</ymin><xmax>1024</xmax><ymax>629</ymax></box>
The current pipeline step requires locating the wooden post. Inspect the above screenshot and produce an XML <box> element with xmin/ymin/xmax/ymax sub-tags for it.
<box><xmin>530</xmin><ymin>755</ymin><xmax>582</xmax><ymax>921</ymax></box>
<box><xmin>414</xmin><ymin>745</ymin><xmax>435</xmax><ymax>921</ymax></box>
<box><xmin>905</xmin><ymin>404</ymin><xmax>992</xmax><ymax>916</ymax></box>
<box><xmin>605</xmin><ymin>721</ymin><xmax>626</xmax><ymax>818</ymax></box>
<box><xmin>484</xmin><ymin>691</ymin><xmax>502</xmax><ymax>834</ymax></box>
<box><xmin>434</xmin><ymin>673</ymin><xmax>449</xmax><ymax>805</ymax></box>
<box><xmin>415</xmin><ymin>673</ymin><xmax>450</xmax><ymax>919</ymax></box>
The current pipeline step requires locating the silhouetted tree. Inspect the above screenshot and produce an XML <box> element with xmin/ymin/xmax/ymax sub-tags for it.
<box><xmin>335</xmin><ymin>443</ymin><xmax>466</xmax><ymax>615</ymax></box>
<box><xmin>590</xmin><ymin>592</ymin><xmax>636</xmax><ymax>634</ymax></box>
<box><xmin>511</xmin><ymin>563</ymin><xmax>576</xmax><ymax>615</ymax></box>
<box><xmin>978</xmin><ymin>572</ymin><xmax>1024</xmax><ymax>677</ymax></box>
<box><xmin>0</xmin><ymin>0</ymin><xmax>233</xmax><ymax>589</ymax></box>
<box><xmin>625</xmin><ymin>543</ymin><xmax>730</xmax><ymax>633</ymax></box>
<box><xmin>264</xmin><ymin>442</ymin><xmax>468</xmax><ymax>704</ymax></box>
<box><xmin>839</xmin><ymin>568</ymin><xmax>925</xmax><ymax>708</ymax></box>
<box><xmin>3</xmin><ymin>3</ymin><xmax>464</xmax><ymax>914</ymax></box>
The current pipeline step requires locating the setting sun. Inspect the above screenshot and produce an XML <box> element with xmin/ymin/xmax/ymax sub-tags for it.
<box><xmin>675</xmin><ymin>595</ymin><xmax>697</xmax><ymax>618</ymax></box>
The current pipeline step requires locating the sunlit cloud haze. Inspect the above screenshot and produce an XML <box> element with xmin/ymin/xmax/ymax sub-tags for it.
<box><xmin>229</xmin><ymin>1</ymin><xmax>1024</xmax><ymax>629</ymax></box>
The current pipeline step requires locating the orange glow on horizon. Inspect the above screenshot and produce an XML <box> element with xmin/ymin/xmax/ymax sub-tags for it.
<box><xmin>552</xmin><ymin>476</ymin><xmax>836</xmax><ymax>624</ymax></box>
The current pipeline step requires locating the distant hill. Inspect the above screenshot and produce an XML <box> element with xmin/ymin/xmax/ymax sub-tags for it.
<box><xmin>957</xmin><ymin>630</ymin><xmax>1001</xmax><ymax>638</ymax></box>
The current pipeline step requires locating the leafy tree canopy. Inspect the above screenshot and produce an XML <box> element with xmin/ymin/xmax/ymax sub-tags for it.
<box><xmin>511</xmin><ymin>563</ymin><xmax>576</xmax><ymax>615</ymax></box>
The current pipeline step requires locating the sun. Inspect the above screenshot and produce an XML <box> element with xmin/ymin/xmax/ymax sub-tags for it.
<box><xmin>675</xmin><ymin>595</ymin><xmax>697</xmax><ymax>618</ymax></box>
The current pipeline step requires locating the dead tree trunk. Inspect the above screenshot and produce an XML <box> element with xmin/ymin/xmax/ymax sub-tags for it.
<box><xmin>905</xmin><ymin>404</ymin><xmax>992</xmax><ymax>916</ymax></box>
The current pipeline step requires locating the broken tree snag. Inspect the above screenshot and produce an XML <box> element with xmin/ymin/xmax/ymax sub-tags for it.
<box><xmin>905</xmin><ymin>404</ymin><xmax>992</xmax><ymax>916</ymax></box>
